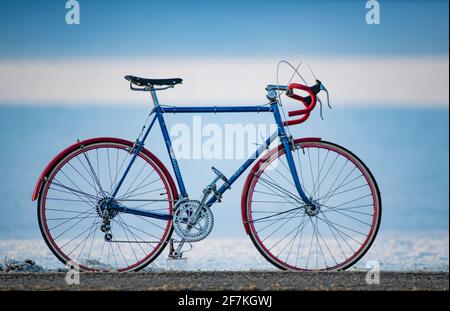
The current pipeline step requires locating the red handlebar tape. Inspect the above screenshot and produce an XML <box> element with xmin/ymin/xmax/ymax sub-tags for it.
<box><xmin>284</xmin><ymin>83</ymin><xmax>317</xmax><ymax>126</ymax></box>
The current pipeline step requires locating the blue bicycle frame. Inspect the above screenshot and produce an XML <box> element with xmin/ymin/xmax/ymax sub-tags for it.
<box><xmin>110</xmin><ymin>88</ymin><xmax>313</xmax><ymax>220</ymax></box>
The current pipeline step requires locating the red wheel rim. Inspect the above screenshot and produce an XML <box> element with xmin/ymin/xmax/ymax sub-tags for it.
<box><xmin>246</xmin><ymin>141</ymin><xmax>380</xmax><ymax>271</ymax></box>
<box><xmin>39</xmin><ymin>142</ymin><xmax>174</xmax><ymax>272</ymax></box>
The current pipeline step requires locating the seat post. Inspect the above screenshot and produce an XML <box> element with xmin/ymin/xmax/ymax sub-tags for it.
<box><xmin>149</xmin><ymin>86</ymin><xmax>160</xmax><ymax>108</ymax></box>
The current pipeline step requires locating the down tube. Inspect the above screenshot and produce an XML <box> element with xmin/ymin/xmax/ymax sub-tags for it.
<box><xmin>206</xmin><ymin>131</ymin><xmax>279</xmax><ymax>206</ymax></box>
<box><xmin>156</xmin><ymin>108</ymin><xmax>188</xmax><ymax>197</ymax></box>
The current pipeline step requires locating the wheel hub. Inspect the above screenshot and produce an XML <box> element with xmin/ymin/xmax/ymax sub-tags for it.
<box><xmin>305</xmin><ymin>202</ymin><xmax>321</xmax><ymax>216</ymax></box>
<box><xmin>96</xmin><ymin>197</ymin><xmax>119</xmax><ymax>219</ymax></box>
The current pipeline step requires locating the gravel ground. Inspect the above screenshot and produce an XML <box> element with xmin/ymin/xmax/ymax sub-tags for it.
<box><xmin>0</xmin><ymin>271</ymin><xmax>448</xmax><ymax>291</ymax></box>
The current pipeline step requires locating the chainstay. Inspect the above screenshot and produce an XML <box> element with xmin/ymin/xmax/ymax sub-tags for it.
<box><xmin>106</xmin><ymin>199</ymin><xmax>181</xmax><ymax>244</ymax></box>
<box><xmin>115</xmin><ymin>199</ymin><xmax>176</xmax><ymax>202</ymax></box>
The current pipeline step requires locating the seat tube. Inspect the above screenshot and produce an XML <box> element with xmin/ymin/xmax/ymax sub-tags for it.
<box><xmin>271</xmin><ymin>104</ymin><xmax>313</xmax><ymax>206</ymax></box>
<box><xmin>151</xmin><ymin>89</ymin><xmax>188</xmax><ymax>197</ymax></box>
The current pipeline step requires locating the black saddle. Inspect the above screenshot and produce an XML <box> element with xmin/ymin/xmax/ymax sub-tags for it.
<box><xmin>124</xmin><ymin>75</ymin><xmax>182</xmax><ymax>87</ymax></box>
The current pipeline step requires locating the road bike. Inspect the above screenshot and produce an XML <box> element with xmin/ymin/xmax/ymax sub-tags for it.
<box><xmin>32</xmin><ymin>70</ymin><xmax>381</xmax><ymax>272</ymax></box>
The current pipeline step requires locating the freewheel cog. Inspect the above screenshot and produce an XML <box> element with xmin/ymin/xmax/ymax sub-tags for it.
<box><xmin>173</xmin><ymin>200</ymin><xmax>213</xmax><ymax>242</ymax></box>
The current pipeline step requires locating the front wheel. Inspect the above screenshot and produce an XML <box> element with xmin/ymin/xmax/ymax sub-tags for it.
<box><xmin>243</xmin><ymin>139</ymin><xmax>381</xmax><ymax>271</ymax></box>
<box><xmin>37</xmin><ymin>138</ymin><xmax>178</xmax><ymax>272</ymax></box>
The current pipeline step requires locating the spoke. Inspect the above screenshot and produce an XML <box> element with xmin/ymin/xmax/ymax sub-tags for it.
<box><xmin>311</xmin><ymin>149</ymin><xmax>330</xmax><ymax>199</ymax></box>
<box><xmin>324</xmin><ymin>194</ymin><xmax>373</xmax><ymax>210</ymax></box>
<box><xmin>261</xmin><ymin>208</ymin><xmax>304</xmax><ymax>243</ymax></box>
<box><xmin>46</xmin><ymin>208</ymin><xmax>96</xmax><ymax>214</ymax></box>
<box><xmin>273</xmin><ymin>213</ymin><xmax>308</xmax><ymax>258</ymax></box>
<box><xmin>322</xmin><ymin>208</ymin><xmax>373</xmax><ymax>216</ymax></box>
<box><xmin>294</xmin><ymin>212</ymin><xmax>308</xmax><ymax>267</ymax></box>
<box><xmin>321</xmin><ymin>166</ymin><xmax>358</xmax><ymax>206</ymax></box>
<box><xmin>251</xmin><ymin>206</ymin><xmax>304</xmax><ymax>223</ymax></box>
<box><xmin>55</xmin><ymin>172</ymin><xmax>98</xmax><ymax>208</ymax></box>
<box><xmin>320</xmin><ymin>159</ymin><xmax>349</xmax><ymax>204</ymax></box>
<box><xmin>118</xmin><ymin>176</ymin><xmax>160</xmax><ymax>200</ymax></box>
<box><xmin>312</xmin><ymin>152</ymin><xmax>339</xmax><ymax>199</ymax></box>
<box><xmin>258</xmin><ymin>175</ymin><xmax>303</xmax><ymax>205</ymax></box>
<box><xmin>135</xmin><ymin>214</ymin><xmax>167</xmax><ymax>231</ymax></box>
<box><xmin>315</xmin><ymin>174</ymin><xmax>364</xmax><ymax>202</ymax></box>
<box><xmin>53</xmin><ymin>210</ymin><xmax>97</xmax><ymax>240</ymax></box>
<box><xmin>252</xmin><ymin>200</ymin><xmax>300</xmax><ymax>204</ymax></box>
<box><xmin>317</xmin><ymin>148</ymin><xmax>320</xmax><ymax>199</ymax></box>
<box><xmin>51</xmin><ymin>179</ymin><xmax>99</xmax><ymax>202</ymax></box>
<box><xmin>253</xmin><ymin>190</ymin><xmax>300</xmax><ymax>202</ymax></box>
<box><xmin>294</xmin><ymin>147</ymin><xmax>313</xmax><ymax>198</ymax></box>
<box><xmin>271</xmin><ymin>218</ymin><xmax>307</xmax><ymax>256</ymax></box>
<box><xmin>310</xmin><ymin>216</ymin><xmax>338</xmax><ymax>268</ymax></box>
<box><xmin>120</xmin><ymin>161</ymin><xmax>148</xmax><ymax>198</ymax></box>
<box><xmin>107</xmin><ymin>148</ymin><xmax>113</xmax><ymax>192</ymax></box>
<box><xmin>255</xmin><ymin>208</ymin><xmax>302</xmax><ymax>234</ymax></box>
<box><xmin>124</xmin><ymin>168</ymin><xmax>157</xmax><ymax>197</ymax></box>
<box><xmin>266</xmin><ymin>157</ymin><xmax>296</xmax><ymax>189</ymax></box>
<box><xmin>46</xmin><ymin>197</ymin><xmax>94</xmax><ymax>203</ymax></box>
<box><xmin>307</xmin><ymin>148</ymin><xmax>317</xmax><ymax>200</ymax></box>
<box><xmin>47</xmin><ymin>215</ymin><xmax>98</xmax><ymax>221</ymax></box>
<box><xmin>305</xmin><ymin>216</ymin><xmax>315</xmax><ymax>269</ymax></box>
<box><xmin>113</xmin><ymin>220</ymin><xmax>166</xmax><ymax>241</ymax></box>
<box><xmin>321</xmin><ymin>207</ymin><xmax>373</xmax><ymax>227</ymax></box>
<box><xmin>318</xmin><ymin>211</ymin><xmax>358</xmax><ymax>254</ymax></box>
<box><xmin>125</xmin><ymin>202</ymin><xmax>167</xmax><ymax>210</ymax></box>
<box><xmin>68</xmin><ymin>161</ymin><xmax>98</xmax><ymax>194</ymax></box>
<box><xmin>120</xmin><ymin>187</ymin><xmax>166</xmax><ymax>199</ymax></box>
<box><xmin>316</xmin><ymin>214</ymin><xmax>367</xmax><ymax>238</ymax></box>
<box><xmin>284</xmin><ymin>213</ymin><xmax>308</xmax><ymax>264</ymax></box>
<box><xmin>74</xmin><ymin>155</ymin><xmax>99</xmax><ymax>194</ymax></box>
<box><xmin>61</xmin><ymin>217</ymin><xmax>100</xmax><ymax>253</ymax></box>
<box><xmin>110</xmin><ymin>148</ymin><xmax>129</xmax><ymax>194</ymax></box>
<box><xmin>96</xmin><ymin>148</ymin><xmax>100</xmax><ymax>191</ymax></box>
<box><xmin>117</xmin><ymin>215</ymin><xmax>154</xmax><ymax>253</ymax></box>
<box><xmin>82</xmin><ymin>150</ymin><xmax>106</xmax><ymax>196</ymax></box>
<box><xmin>319</xmin><ymin>211</ymin><xmax>348</xmax><ymax>261</ymax></box>
<box><xmin>86</xmin><ymin>215</ymin><xmax>100</xmax><ymax>262</ymax></box>
<box><xmin>75</xmin><ymin>217</ymin><xmax>102</xmax><ymax>261</ymax></box>
<box><xmin>317</xmin><ymin>183</ymin><xmax>368</xmax><ymax>202</ymax></box>
<box><xmin>321</xmin><ymin>203</ymin><xmax>374</xmax><ymax>216</ymax></box>
<box><xmin>109</xmin><ymin>220</ymin><xmax>128</xmax><ymax>268</ymax></box>
<box><xmin>113</xmin><ymin>217</ymin><xmax>139</xmax><ymax>262</ymax></box>
<box><xmin>48</xmin><ymin>208</ymin><xmax>95</xmax><ymax>231</ymax></box>
<box><xmin>97</xmin><ymin>239</ymin><xmax>106</xmax><ymax>268</ymax></box>
<box><xmin>309</xmin><ymin>216</ymin><xmax>326</xmax><ymax>269</ymax></box>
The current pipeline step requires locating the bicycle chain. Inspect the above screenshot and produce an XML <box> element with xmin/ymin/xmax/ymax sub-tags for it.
<box><xmin>106</xmin><ymin>239</ymin><xmax>184</xmax><ymax>244</ymax></box>
<box><xmin>108</xmin><ymin>198</ymin><xmax>202</xmax><ymax>244</ymax></box>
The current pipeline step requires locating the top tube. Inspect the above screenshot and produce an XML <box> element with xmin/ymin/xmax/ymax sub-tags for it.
<box><xmin>159</xmin><ymin>106</ymin><xmax>273</xmax><ymax>114</ymax></box>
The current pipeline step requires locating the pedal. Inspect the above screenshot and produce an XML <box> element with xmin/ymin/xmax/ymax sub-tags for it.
<box><xmin>168</xmin><ymin>238</ymin><xmax>185</xmax><ymax>260</ymax></box>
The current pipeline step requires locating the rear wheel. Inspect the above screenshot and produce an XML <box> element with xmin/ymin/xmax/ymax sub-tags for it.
<box><xmin>243</xmin><ymin>139</ymin><xmax>381</xmax><ymax>271</ymax></box>
<box><xmin>37</xmin><ymin>138</ymin><xmax>177</xmax><ymax>272</ymax></box>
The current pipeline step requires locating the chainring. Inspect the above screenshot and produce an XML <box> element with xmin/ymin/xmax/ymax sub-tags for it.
<box><xmin>173</xmin><ymin>200</ymin><xmax>214</xmax><ymax>242</ymax></box>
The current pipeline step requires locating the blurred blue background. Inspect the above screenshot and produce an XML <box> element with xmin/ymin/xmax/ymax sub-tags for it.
<box><xmin>0</xmin><ymin>0</ymin><xmax>448</xmax><ymax>270</ymax></box>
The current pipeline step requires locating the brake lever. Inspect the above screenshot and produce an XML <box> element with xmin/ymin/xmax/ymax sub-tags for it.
<box><xmin>317</xmin><ymin>82</ymin><xmax>330</xmax><ymax>120</ymax></box>
<box><xmin>320</xmin><ymin>83</ymin><xmax>331</xmax><ymax>109</ymax></box>
<box><xmin>318</xmin><ymin>97</ymin><xmax>324</xmax><ymax>120</ymax></box>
